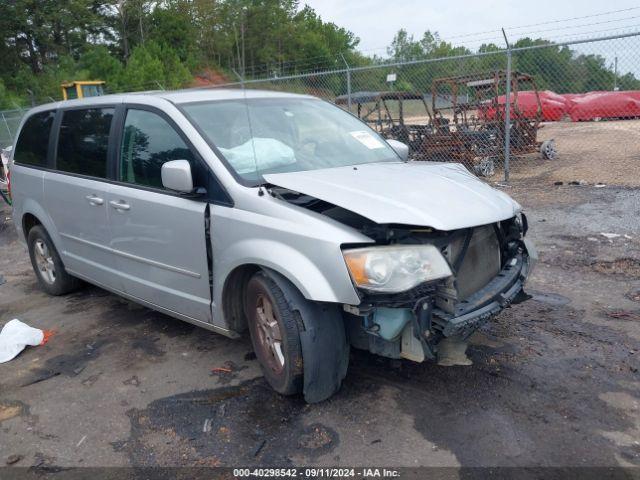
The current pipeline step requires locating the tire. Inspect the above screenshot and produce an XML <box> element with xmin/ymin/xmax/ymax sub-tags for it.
<box><xmin>27</xmin><ymin>225</ymin><xmax>81</xmax><ymax>296</ymax></box>
<box><xmin>245</xmin><ymin>271</ymin><xmax>303</xmax><ymax>395</ymax></box>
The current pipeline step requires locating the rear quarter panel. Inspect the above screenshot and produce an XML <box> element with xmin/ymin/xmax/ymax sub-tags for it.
<box><xmin>10</xmin><ymin>165</ymin><xmax>55</xmax><ymax>246</ymax></box>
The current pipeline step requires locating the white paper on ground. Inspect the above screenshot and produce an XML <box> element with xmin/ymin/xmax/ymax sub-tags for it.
<box><xmin>0</xmin><ymin>319</ymin><xmax>44</xmax><ymax>363</ymax></box>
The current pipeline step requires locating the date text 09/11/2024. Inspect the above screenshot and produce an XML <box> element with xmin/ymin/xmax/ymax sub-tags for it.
<box><xmin>232</xmin><ymin>468</ymin><xmax>401</xmax><ymax>478</ymax></box>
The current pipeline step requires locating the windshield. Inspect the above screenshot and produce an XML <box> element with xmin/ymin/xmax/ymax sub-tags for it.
<box><xmin>182</xmin><ymin>98</ymin><xmax>399</xmax><ymax>184</ymax></box>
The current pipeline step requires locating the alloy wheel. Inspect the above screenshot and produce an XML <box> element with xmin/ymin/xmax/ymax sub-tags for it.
<box><xmin>34</xmin><ymin>239</ymin><xmax>56</xmax><ymax>284</ymax></box>
<box><xmin>254</xmin><ymin>294</ymin><xmax>285</xmax><ymax>373</ymax></box>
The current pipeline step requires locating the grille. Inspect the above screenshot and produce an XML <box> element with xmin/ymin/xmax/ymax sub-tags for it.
<box><xmin>436</xmin><ymin>225</ymin><xmax>501</xmax><ymax>314</ymax></box>
<box><xmin>455</xmin><ymin>225</ymin><xmax>501</xmax><ymax>300</ymax></box>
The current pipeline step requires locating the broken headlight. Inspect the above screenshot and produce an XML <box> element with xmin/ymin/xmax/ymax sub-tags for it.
<box><xmin>343</xmin><ymin>245</ymin><xmax>452</xmax><ymax>293</ymax></box>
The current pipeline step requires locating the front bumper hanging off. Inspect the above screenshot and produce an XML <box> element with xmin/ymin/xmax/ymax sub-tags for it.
<box><xmin>415</xmin><ymin>238</ymin><xmax>536</xmax><ymax>358</ymax></box>
<box><xmin>347</xmin><ymin>237</ymin><xmax>537</xmax><ymax>362</ymax></box>
<box><xmin>434</xmin><ymin>250</ymin><xmax>532</xmax><ymax>338</ymax></box>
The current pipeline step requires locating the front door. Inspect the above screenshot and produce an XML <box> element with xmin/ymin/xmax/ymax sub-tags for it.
<box><xmin>108</xmin><ymin>107</ymin><xmax>212</xmax><ymax>322</ymax></box>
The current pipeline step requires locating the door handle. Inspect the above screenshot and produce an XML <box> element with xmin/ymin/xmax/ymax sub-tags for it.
<box><xmin>109</xmin><ymin>200</ymin><xmax>130</xmax><ymax>211</ymax></box>
<box><xmin>85</xmin><ymin>194</ymin><xmax>104</xmax><ymax>206</ymax></box>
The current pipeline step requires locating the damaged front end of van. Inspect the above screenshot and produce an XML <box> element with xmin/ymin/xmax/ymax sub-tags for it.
<box><xmin>264</xmin><ymin>161</ymin><xmax>537</xmax><ymax>366</ymax></box>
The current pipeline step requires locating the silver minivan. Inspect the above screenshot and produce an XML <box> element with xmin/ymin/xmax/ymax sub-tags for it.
<box><xmin>10</xmin><ymin>89</ymin><xmax>536</xmax><ymax>402</ymax></box>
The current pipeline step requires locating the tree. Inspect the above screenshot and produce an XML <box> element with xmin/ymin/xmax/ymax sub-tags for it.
<box><xmin>79</xmin><ymin>45</ymin><xmax>124</xmax><ymax>83</ymax></box>
<box><xmin>119</xmin><ymin>43</ymin><xmax>164</xmax><ymax>90</ymax></box>
<box><xmin>1</xmin><ymin>1</ymin><xmax>638</xmax><ymax>106</ymax></box>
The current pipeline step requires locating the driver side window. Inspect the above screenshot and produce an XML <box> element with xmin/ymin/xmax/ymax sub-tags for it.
<box><xmin>120</xmin><ymin>109</ymin><xmax>196</xmax><ymax>189</ymax></box>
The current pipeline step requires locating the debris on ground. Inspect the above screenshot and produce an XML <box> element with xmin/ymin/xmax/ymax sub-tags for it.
<box><xmin>592</xmin><ymin>258</ymin><xmax>640</xmax><ymax>277</ymax></box>
<box><xmin>604</xmin><ymin>310</ymin><xmax>640</xmax><ymax>321</ymax></box>
<box><xmin>252</xmin><ymin>439</ymin><xmax>266</xmax><ymax>457</ymax></box>
<box><xmin>211</xmin><ymin>367</ymin><xmax>232</xmax><ymax>374</ymax></box>
<box><xmin>594</xmin><ymin>183</ymin><xmax>607</xmax><ymax>188</ymax></box>
<box><xmin>0</xmin><ymin>403</ymin><xmax>23</xmax><ymax>422</ymax></box>
<box><xmin>5</xmin><ymin>454</ymin><xmax>23</xmax><ymax>465</ymax></box>
<box><xmin>0</xmin><ymin>275</ymin><xmax>5</xmax><ymax>286</ymax></box>
<box><xmin>297</xmin><ymin>424</ymin><xmax>334</xmax><ymax>450</ymax></box>
<box><xmin>0</xmin><ymin>319</ymin><xmax>52</xmax><ymax>363</ymax></box>
<box><xmin>210</xmin><ymin>360</ymin><xmax>247</xmax><ymax>385</ymax></box>
<box><xmin>626</xmin><ymin>290</ymin><xmax>640</xmax><ymax>303</ymax></box>
<box><xmin>123</xmin><ymin>375</ymin><xmax>141</xmax><ymax>387</ymax></box>
<box><xmin>600</xmin><ymin>233</ymin><xmax>621</xmax><ymax>240</ymax></box>
<box><xmin>203</xmin><ymin>418</ymin><xmax>213</xmax><ymax>433</ymax></box>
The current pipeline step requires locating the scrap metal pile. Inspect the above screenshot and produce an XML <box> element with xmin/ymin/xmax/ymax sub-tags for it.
<box><xmin>336</xmin><ymin>70</ymin><xmax>556</xmax><ymax>177</ymax></box>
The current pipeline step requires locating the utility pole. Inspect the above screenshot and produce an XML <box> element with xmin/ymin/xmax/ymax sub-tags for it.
<box><xmin>614</xmin><ymin>56</ymin><xmax>618</xmax><ymax>91</ymax></box>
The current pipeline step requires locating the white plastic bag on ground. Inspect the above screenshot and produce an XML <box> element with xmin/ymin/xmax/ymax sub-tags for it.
<box><xmin>0</xmin><ymin>319</ymin><xmax>44</xmax><ymax>363</ymax></box>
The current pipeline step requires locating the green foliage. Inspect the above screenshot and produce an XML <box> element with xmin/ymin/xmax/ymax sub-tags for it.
<box><xmin>79</xmin><ymin>46</ymin><xmax>124</xmax><ymax>83</ymax></box>
<box><xmin>0</xmin><ymin>0</ymin><xmax>364</xmax><ymax>103</ymax></box>
<box><xmin>0</xmin><ymin>80</ymin><xmax>24</xmax><ymax>109</ymax></box>
<box><xmin>0</xmin><ymin>0</ymin><xmax>637</xmax><ymax>107</ymax></box>
<box><xmin>119</xmin><ymin>42</ymin><xmax>165</xmax><ymax>90</ymax></box>
<box><xmin>148</xmin><ymin>6</ymin><xmax>198</xmax><ymax>64</ymax></box>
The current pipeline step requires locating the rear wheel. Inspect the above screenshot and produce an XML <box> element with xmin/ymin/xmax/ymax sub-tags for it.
<box><xmin>27</xmin><ymin>225</ymin><xmax>81</xmax><ymax>295</ymax></box>
<box><xmin>245</xmin><ymin>272</ymin><xmax>303</xmax><ymax>395</ymax></box>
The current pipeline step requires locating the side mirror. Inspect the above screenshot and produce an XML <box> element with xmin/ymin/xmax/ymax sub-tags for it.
<box><xmin>161</xmin><ymin>160</ymin><xmax>193</xmax><ymax>193</ymax></box>
<box><xmin>386</xmin><ymin>139</ymin><xmax>409</xmax><ymax>161</ymax></box>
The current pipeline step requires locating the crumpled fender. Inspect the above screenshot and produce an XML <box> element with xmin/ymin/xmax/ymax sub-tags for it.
<box><xmin>264</xmin><ymin>268</ymin><xmax>349</xmax><ymax>403</ymax></box>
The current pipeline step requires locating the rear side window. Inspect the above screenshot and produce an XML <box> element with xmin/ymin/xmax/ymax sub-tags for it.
<box><xmin>120</xmin><ymin>109</ymin><xmax>196</xmax><ymax>189</ymax></box>
<box><xmin>14</xmin><ymin>111</ymin><xmax>55</xmax><ymax>167</ymax></box>
<box><xmin>56</xmin><ymin>108</ymin><xmax>114</xmax><ymax>178</ymax></box>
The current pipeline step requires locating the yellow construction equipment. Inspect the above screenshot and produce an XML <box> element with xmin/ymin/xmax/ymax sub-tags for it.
<box><xmin>61</xmin><ymin>81</ymin><xmax>105</xmax><ymax>100</ymax></box>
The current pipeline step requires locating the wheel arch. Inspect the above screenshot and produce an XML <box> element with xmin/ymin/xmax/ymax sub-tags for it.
<box><xmin>221</xmin><ymin>263</ymin><xmax>262</xmax><ymax>334</ymax></box>
<box><xmin>22</xmin><ymin>212</ymin><xmax>41</xmax><ymax>237</ymax></box>
<box><xmin>221</xmin><ymin>259</ymin><xmax>335</xmax><ymax>334</ymax></box>
<box><xmin>19</xmin><ymin>199</ymin><xmax>62</xmax><ymax>251</ymax></box>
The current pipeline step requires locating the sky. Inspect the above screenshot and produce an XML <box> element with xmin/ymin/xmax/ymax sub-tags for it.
<box><xmin>302</xmin><ymin>0</ymin><xmax>640</xmax><ymax>74</ymax></box>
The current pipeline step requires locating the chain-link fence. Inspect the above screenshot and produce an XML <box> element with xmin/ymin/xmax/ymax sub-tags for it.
<box><xmin>2</xmin><ymin>31</ymin><xmax>639</xmax><ymax>184</ymax></box>
<box><xmin>211</xmin><ymin>31</ymin><xmax>640</xmax><ymax>183</ymax></box>
<box><xmin>0</xmin><ymin>108</ymin><xmax>28</xmax><ymax>149</ymax></box>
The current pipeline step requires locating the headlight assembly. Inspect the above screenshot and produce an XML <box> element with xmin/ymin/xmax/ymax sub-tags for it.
<box><xmin>343</xmin><ymin>245</ymin><xmax>452</xmax><ymax>293</ymax></box>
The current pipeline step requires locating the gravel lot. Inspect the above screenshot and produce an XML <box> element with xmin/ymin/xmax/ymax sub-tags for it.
<box><xmin>512</xmin><ymin>119</ymin><xmax>640</xmax><ymax>186</ymax></box>
<box><xmin>0</xmin><ymin>161</ymin><xmax>639</xmax><ymax>472</ymax></box>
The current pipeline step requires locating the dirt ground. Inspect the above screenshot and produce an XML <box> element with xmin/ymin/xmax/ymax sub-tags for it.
<box><xmin>1</xmin><ymin>154</ymin><xmax>640</xmax><ymax>474</ymax></box>
<box><xmin>510</xmin><ymin>119</ymin><xmax>640</xmax><ymax>186</ymax></box>
<box><xmin>389</xmin><ymin>113</ymin><xmax>640</xmax><ymax>187</ymax></box>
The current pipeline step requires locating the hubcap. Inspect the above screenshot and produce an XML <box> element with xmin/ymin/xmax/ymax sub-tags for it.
<box><xmin>34</xmin><ymin>239</ymin><xmax>56</xmax><ymax>284</ymax></box>
<box><xmin>255</xmin><ymin>294</ymin><xmax>285</xmax><ymax>373</ymax></box>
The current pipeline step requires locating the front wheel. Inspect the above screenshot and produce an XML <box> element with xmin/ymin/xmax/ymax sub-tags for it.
<box><xmin>245</xmin><ymin>272</ymin><xmax>303</xmax><ymax>395</ymax></box>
